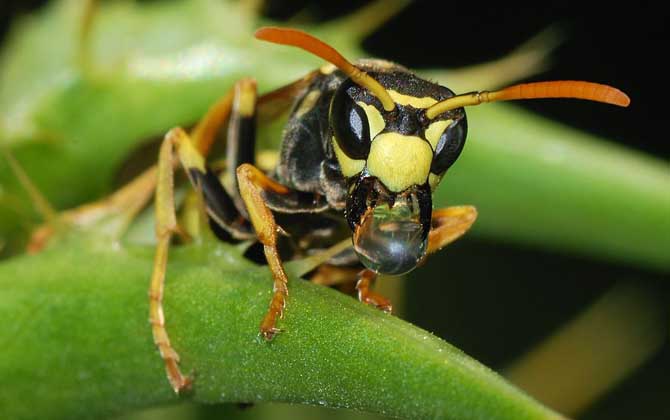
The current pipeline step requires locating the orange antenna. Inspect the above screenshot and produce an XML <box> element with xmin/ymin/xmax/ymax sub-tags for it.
<box><xmin>425</xmin><ymin>80</ymin><xmax>630</xmax><ymax>119</ymax></box>
<box><xmin>255</xmin><ymin>27</ymin><xmax>396</xmax><ymax>112</ymax></box>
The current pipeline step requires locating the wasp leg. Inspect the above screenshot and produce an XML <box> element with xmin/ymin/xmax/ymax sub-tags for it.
<box><xmin>225</xmin><ymin>79</ymin><xmax>258</xmax><ymax>216</ymax></box>
<box><xmin>236</xmin><ymin>163</ymin><xmax>290</xmax><ymax>340</ymax></box>
<box><xmin>1</xmin><ymin>147</ymin><xmax>61</xmax><ymax>253</ymax></box>
<box><xmin>191</xmin><ymin>78</ymin><xmax>260</xmax><ymax>240</ymax></box>
<box><xmin>26</xmin><ymin>165</ymin><xmax>158</xmax><ymax>253</ymax></box>
<box><xmin>236</xmin><ymin>163</ymin><xmax>316</xmax><ymax>340</ymax></box>
<box><xmin>189</xmin><ymin>76</ymin><xmax>331</xmax><ymax>232</ymax></box>
<box><xmin>311</xmin><ymin>264</ymin><xmax>360</xmax><ymax>287</ymax></box>
<box><xmin>148</xmin><ymin>77</ymin><xmax>259</xmax><ymax>240</ymax></box>
<box><xmin>150</xmin><ymin>128</ymin><xmax>204</xmax><ymax>394</ymax></box>
<box><xmin>192</xmin><ymin>78</ymin><xmax>253</xmax><ymax>155</ymax></box>
<box><xmin>193</xmin><ymin>73</ymin><xmax>319</xmax><ymax>156</ymax></box>
<box><xmin>356</xmin><ymin>269</ymin><xmax>393</xmax><ymax>313</ymax></box>
<box><xmin>426</xmin><ymin>206</ymin><xmax>478</xmax><ymax>255</ymax></box>
<box><xmin>309</xmin><ymin>264</ymin><xmax>359</xmax><ymax>297</ymax></box>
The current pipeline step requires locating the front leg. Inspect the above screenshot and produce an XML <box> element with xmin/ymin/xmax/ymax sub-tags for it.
<box><xmin>308</xmin><ymin>264</ymin><xmax>393</xmax><ymax>312</ymax></box>
<box><xmin>236</xmin><ymin>164</ymin><xmax>305</xmax><ymax>340</ymax></box>
<box><xmin>426</xmin><ymin>205</ymin><xmax>478</xmax><ymax>255</ymax></box>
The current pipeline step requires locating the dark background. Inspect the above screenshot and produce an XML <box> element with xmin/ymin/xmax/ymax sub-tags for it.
<box><xmin>2</xmin><ymin>1</ymin><xmax>668</xmax><ymax>419</ymax></box>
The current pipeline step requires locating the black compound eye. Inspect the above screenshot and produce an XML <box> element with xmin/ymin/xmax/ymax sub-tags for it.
<box><xmin>330</xmin><ymin>85</ymin><xmax>371</xmax><ymax>160</ymax></box>
<box><xmin>430</xmin><ymin>116</ymin><xmax>467</xmax><ymax>174</ymax></box>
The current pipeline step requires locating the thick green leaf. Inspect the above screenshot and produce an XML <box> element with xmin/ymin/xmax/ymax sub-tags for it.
<box><xmin>0</xmin><ymin>235</ymin><xmax>565</xmax><ymax>420</ymax></box>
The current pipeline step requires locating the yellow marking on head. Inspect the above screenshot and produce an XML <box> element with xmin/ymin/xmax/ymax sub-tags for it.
<box><xmin>295</xmin><ymin>90</ymin><xmax>321</xmax><ymax>118</ymax></box>
<box><xmin>320</xmin><ymin>63</ymin><xmax>337</xmax><ymax>74</ymax></box>
<box><xmin>367</xmin><ymin>133</ymin><xmax>433</xmax><ymax>192</ymax></box>
<box><xmin>388</xmin><ymin>90</ymin><xmax>438</xmax><ymax>109</ymax></box>
<box><xmin>424</xmin><ymin>119</ymin><xmax>452</xmax><ymax>151</ymax></box>
<box><xmin>332</xmin><ymin>137</ymin><xmax>365</xmax><ymax>177</ymax></box>
<box><xmin>357</xmin><ymin>101</ymin><xmax>385</xmax><ymax>139</ymax></box>
<box><xmin>428</xmin><ymin>173</ymin><xmax>443</xmax><ymax>191</ymax></box>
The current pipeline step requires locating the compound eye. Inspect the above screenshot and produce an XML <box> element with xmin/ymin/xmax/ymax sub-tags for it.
<box><xmin>331</xmin><ymin>87</ymin><xmax>371</xmax><ymax>160</ymax></box>
<box><xmin>430</xmin><ymin>117</ymin><xmax>467</xmax><ymax>174</ymax></box>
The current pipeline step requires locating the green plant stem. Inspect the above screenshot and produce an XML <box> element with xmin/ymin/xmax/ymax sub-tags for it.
<box><xmin>0</xmin><ymin>236</ymin><xmax>565</xmax><ymax>420</ymax></box>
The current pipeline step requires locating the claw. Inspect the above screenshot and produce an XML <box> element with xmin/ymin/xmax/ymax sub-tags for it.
<box><xmin>361</xmin><ymin>292</ymin><xmax>393</xmax><ymax>314</ymax></box>
<box><xmin>260</xmin><ymin>326</ymin><xmax>283</xmax><ymax>341</ymax></box>
<box><xmin>169</xmin><ymin>373</ymin><xmax>193</xmax><ymax>394</ymax></box>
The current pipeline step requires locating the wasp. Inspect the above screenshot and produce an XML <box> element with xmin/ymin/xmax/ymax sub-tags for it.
<box><xmin>148</xmin><ymin>27</ymin><xmax>630</xmax><ymax>392</ymax></box>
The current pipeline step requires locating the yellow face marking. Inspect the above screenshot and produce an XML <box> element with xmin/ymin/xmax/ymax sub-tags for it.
<box><xmin>424</xmin><ymin>119</ymin><xmax>452</xmax><ymax>151</ymax></box>
<box><xmin>295</xmin><ymin>90</ymin><xmax>321</xmax><ymax>119</ymax></box>
<box><xmin>357</xmin><ymin>101</ymin><xmax>385</xmax><ymax>139</ymax></box>
<box><xmin>367</xmin><ymin>133</ymin><xmax>433</xmax><ymax>192</ymax></box>
<box><xmin>332</xmin><ymin>137</ymin><xmax>365</xmax><ymax>177</ymax></box>
<box><xmin>387</xmin><ymin>90</ymin><xmax>438</xmax><ymax>109</ymax></box>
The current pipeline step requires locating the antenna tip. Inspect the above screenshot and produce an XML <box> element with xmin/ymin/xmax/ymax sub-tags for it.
<box><xmin>615</xmin><ymin>90</ymin><xmax>631</xmax><ymax>107</ymax></box>
<box><xmin>600</xmin><ymin>83</ymin><xmax>631</xmax><ymax>107</ymax></box>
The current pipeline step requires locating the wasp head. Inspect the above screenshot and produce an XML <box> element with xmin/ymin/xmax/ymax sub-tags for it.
<box><xmin>330</xmin><ymin>69</ymin><xmax>468</xmax><ymax>275</ymax></box>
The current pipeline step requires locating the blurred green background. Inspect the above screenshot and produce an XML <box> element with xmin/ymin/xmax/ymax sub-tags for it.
<box><xmin>1</xmin><ymin>1</ymin><xmax>668</xmax><ymax>419</ymax></box>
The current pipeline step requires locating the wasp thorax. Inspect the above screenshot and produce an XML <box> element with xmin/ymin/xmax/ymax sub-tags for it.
<box><xmin>352</xmin><ymin>190</ymin><xmax>428</xmax><ymax>275</ymax></box>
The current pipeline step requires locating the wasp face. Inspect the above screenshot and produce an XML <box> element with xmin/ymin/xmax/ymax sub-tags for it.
<box><xmin>330</xmin><ymin>70</ymin><xmax>468</xmax><ymax>275</ymax></box>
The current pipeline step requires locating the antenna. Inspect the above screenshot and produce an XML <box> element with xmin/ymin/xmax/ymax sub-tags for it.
<box><xmin>255</xmin><ymin>27</ymin><xmax>396</xmax><ymax>111</ymax></box>
<box><xmin>426</xmin><ymin>80</ymin><xmax>630</xmax><ymax>119</ymax></box>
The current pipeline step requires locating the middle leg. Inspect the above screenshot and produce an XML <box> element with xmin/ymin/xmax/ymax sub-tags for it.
<box><xmin>356</xmin><ymin>269</ymin><xmax>393</xmax><ymax>313</ymax></box>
